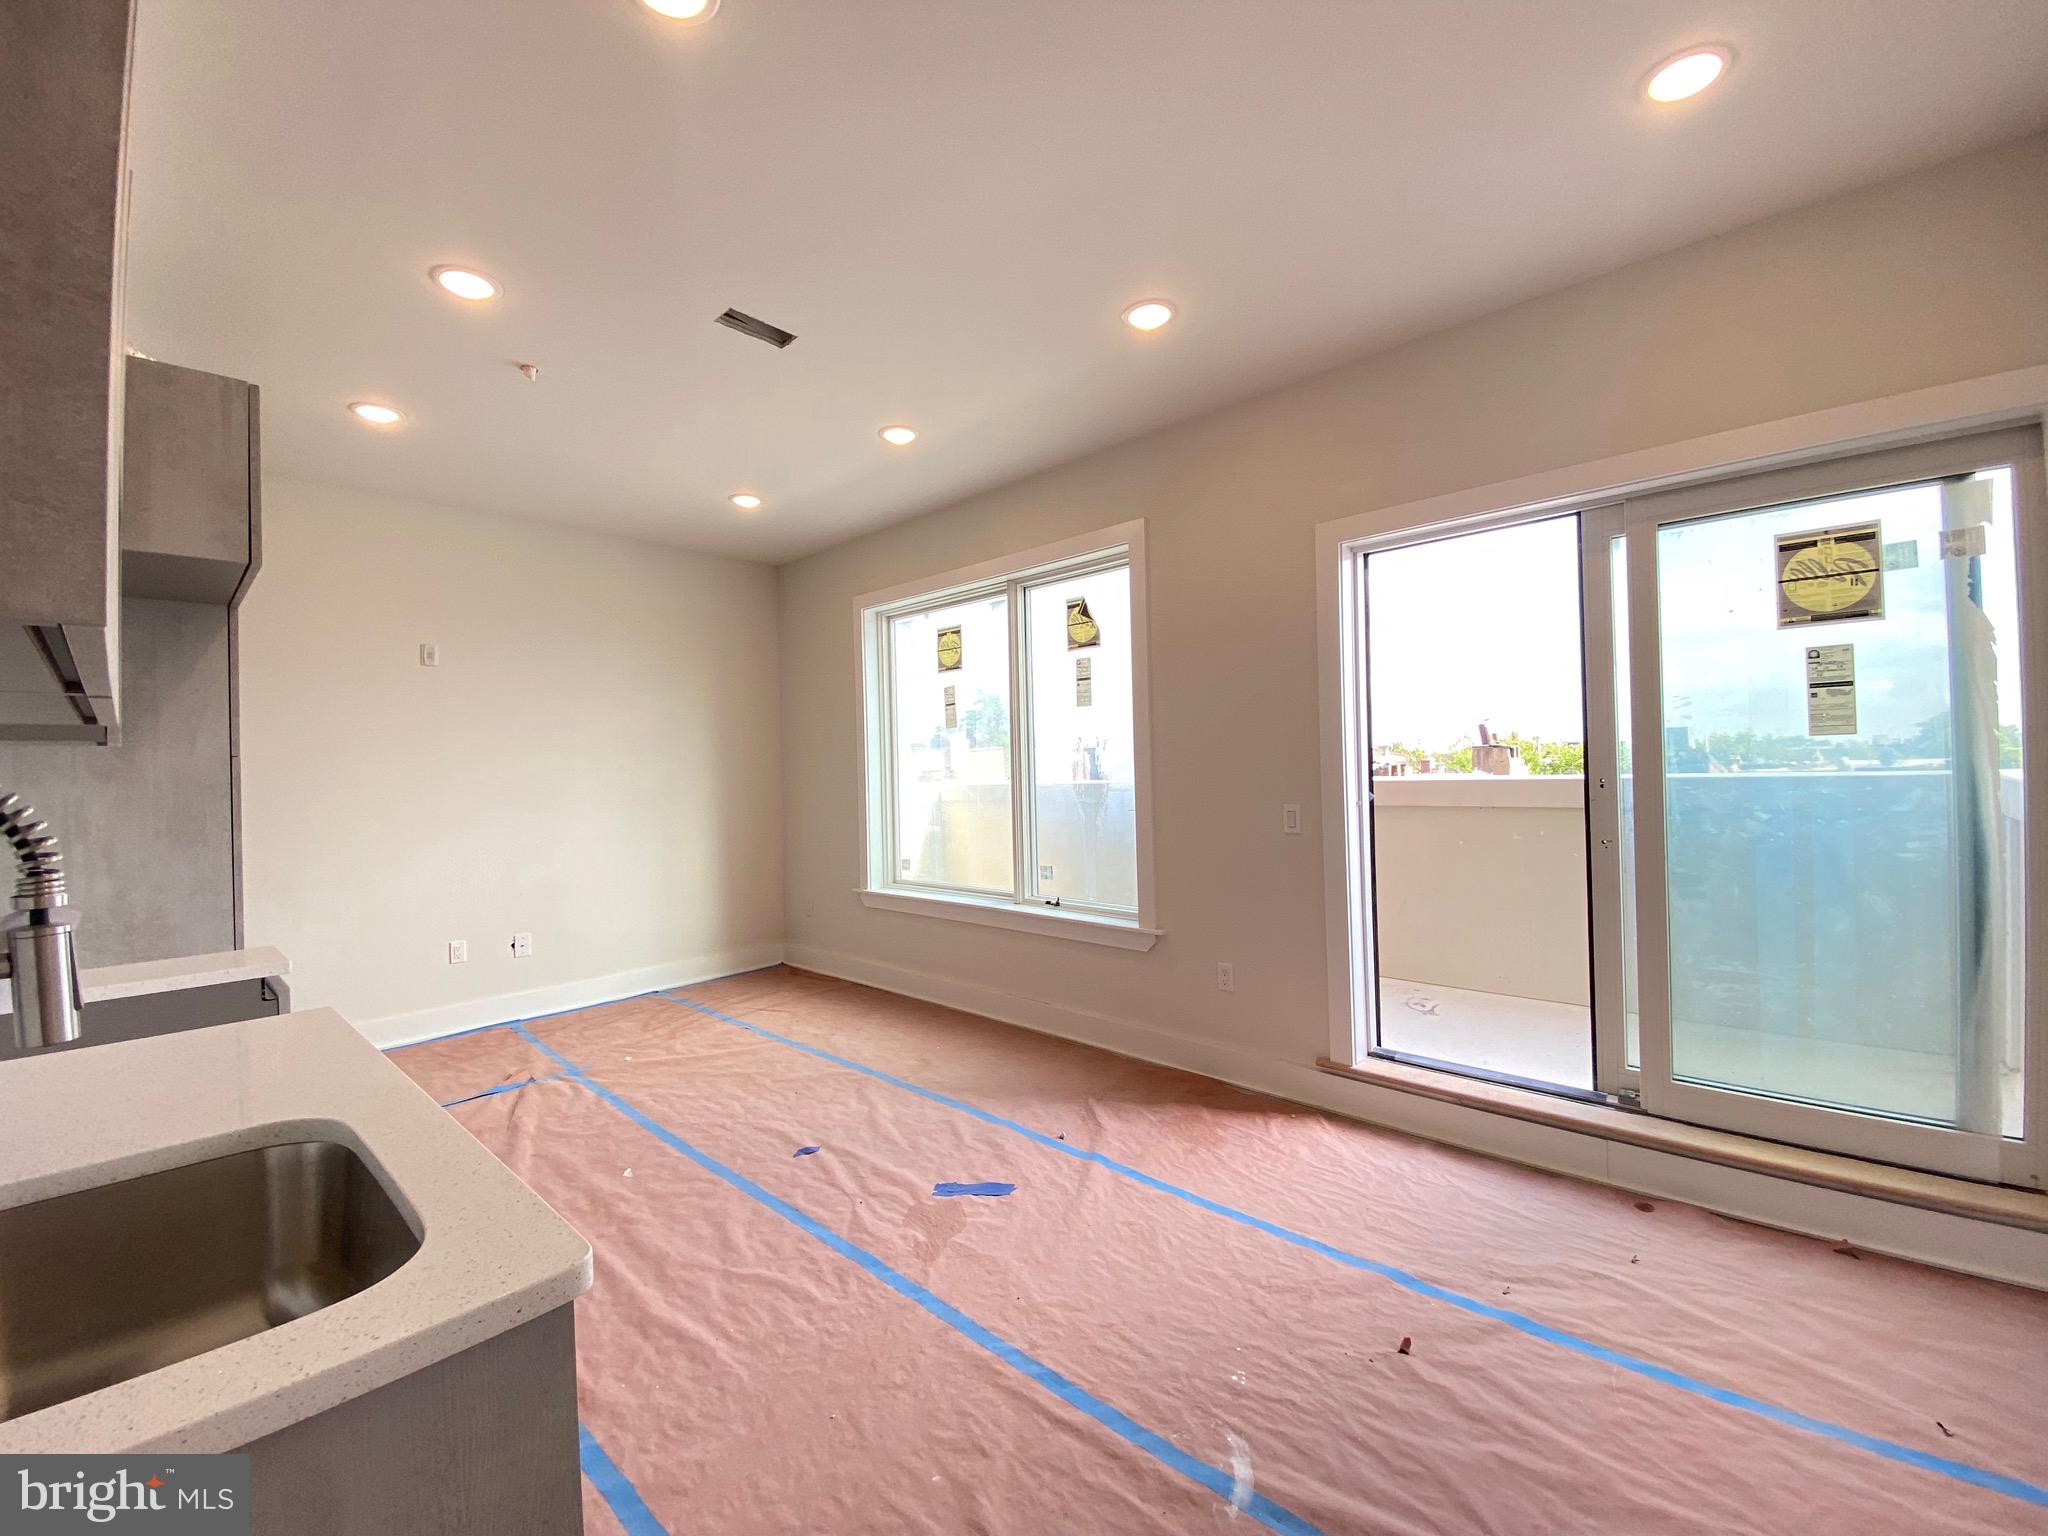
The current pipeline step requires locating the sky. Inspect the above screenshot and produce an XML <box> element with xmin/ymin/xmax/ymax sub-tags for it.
<box><xmin>1366</xmin><ymin>515</ymin><xmax>1585</xmax><ymax>750</ymax></box>
<box><xmin>1363</xmin><ymin>470</ymin><xmax>2023</xmax><ymax>755</ymax></box>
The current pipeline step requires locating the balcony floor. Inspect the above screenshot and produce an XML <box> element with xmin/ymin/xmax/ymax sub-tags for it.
<box><xmin>1375</xmin><ymin>976</ymin><xmax>1592</xmax><ymax>1090</ymax></box>
<box><xmin>1375</xmin><ymin>975</ymin><xmax>2022</xmax><ymax>1135</ymax></box>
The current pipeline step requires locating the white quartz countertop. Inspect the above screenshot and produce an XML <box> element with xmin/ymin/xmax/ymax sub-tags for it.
<box><xmin>0</xmin><ymin>1007</ymin><xmax>593</xmax><ymax>1453</ymax></box>
<box><xmin>0</xmin><ymin>945</ymin><xmax>290</xmax><ymax>1017</ymax></box>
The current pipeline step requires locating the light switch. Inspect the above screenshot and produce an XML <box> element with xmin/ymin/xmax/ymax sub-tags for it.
<box><xmin>419</xmin><ymin>643</ymin><xmax>439</xmax><ymax>667</ymax></box>
<box><xmin>1282</xmin><ymin>804</ymin><xmax>1302</xmax><ymax>835</ymax></box>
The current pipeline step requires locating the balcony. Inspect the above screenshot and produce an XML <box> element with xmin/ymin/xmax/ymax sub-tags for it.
<box><xmin>1370</xmin><ymin>769</ymin><xmax>2025</xmax><ymax>1135</ymax></box>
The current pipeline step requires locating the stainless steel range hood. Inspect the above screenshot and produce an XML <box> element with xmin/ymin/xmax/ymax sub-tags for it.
<box><xmin>0</xmin><ymin>620</ymin><xmax>119</xmax><ymax>745</ymax></box>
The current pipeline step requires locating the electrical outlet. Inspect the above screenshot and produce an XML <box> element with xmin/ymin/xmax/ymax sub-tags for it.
<box><xmin>1217</xmin><ymin>961</ymin><xmax>1235</xmax><ymax>993</ymax></box>
<box><xmin>419</xmin><ymin>643</ymin><xmax>439</xmax><ymax>668</ymax></box>
<box><xmin>511</xmin><ymin>931</ymin><xmax>533</xmax><ymax>960</ymax></box>
<box><xmin>447</xmin><ymin>939</ymin><xmax>468</xmax><ymax>965</ymax></box>
<box><xmin>1282</xmin><ymin>804</ymin><xmax>1302</xmax><ymax>835</ymax></box>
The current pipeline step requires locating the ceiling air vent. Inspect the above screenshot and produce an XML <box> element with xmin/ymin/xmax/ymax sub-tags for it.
<box><xmin>715</xmin><ymin>308</ymin><xmax>797</xmax><ymax>349</ymax></box>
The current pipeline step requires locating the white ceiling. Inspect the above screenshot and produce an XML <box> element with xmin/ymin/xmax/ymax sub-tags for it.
<box><xmin>124</xmin><ymin>0</ymin><xmax>2048</xmax><ymax>564</ymax></box>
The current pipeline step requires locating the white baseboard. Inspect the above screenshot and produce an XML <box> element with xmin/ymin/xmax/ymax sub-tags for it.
<box><xmin>784</xmin><ymin>943</ymin><xmax>2048</xmax><ymax>1290</ymax></box>
<box><xmin>364</xmin><ymin>944</ymin><xmax>786</xmax><ymax>1050</ymax></box>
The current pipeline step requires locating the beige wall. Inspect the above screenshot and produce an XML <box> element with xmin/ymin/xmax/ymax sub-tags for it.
<box><xmin>240</xmin><ymin>478</ymin><xmax>783</xmax><ymax>1044</ymax></box>
<box><xmin>778</xmin><ymin>133</ymin><xmax>2048</xmax><ymax>1073</ymax></box>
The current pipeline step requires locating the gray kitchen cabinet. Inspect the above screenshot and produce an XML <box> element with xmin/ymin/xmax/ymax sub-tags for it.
<box><xmin>0</xmin><ymin>0</ymin><xmax>136</xmax><ymax>741</ymax></box>
<box><xmin>122</xmin><ymin>357</ymin><xmax>261</xmax><ymax>603</ymax></box>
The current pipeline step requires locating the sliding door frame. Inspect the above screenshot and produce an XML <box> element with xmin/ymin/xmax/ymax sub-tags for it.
<box><xmin>1580</xmin><ymin>504</ymin><xmax>1639</xmax><ymax>1101</ymax></box>
<box><xmin>1620</xmin><ymin>427</ymin><xmax>2046</xmax><ymax>1186</ymax></box>
<box><xmin>1317</xmin><ymin>363</ymin><xmax>2048</xmax><ymax>1195</ymax></box>
<box><xmin>1332</xmin><ymin>541</ymin><xmax>1377</xmax><ymax>1066</ymax></box>
<box><xmin>1340</xmin><ymin>509</ymin><xmax>1617</xmax><ymax>1097</ymax></box>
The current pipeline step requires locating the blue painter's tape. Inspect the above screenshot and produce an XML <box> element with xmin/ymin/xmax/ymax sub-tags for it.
<box><xmin>578</xmin><ymin>1422</ymin><xmax>669</xmax><ymax>1536</ymax></box>
<box><xmin>439</xmin><ymin>1072</ymin><xmax>566</xmax><ymax>1109</ymax></box>
<box><xmin>934</xmin><ymin>1181</ymin><xmax>1014</xmax><ymax>1198</ymax></box>
<box><xmin>793</xmin><ymin>1145</ymin><xmax>821</xmax><ymax>1157</ymax></box>
<box><xmin>654</xmin><ymin>992</ymin><xmax>2048</xmax><ymax>1512</ymax></box>
<box><xmin>516</xmin><ymin>1024</ymin><xmax>1326</xmax><ymax>1536</ymax></box>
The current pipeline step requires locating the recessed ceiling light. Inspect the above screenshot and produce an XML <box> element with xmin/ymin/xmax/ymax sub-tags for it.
<box><xmin>729</xmin><ymin>493</ymin><xmax>763</xmax><ymax>510</ymax></box>
<box><xmin>879</xmin><ymin>425</ymin><xmax>918</xmax><ymax>446</ymax></box>
<box><xmin>641</xmin><ymin>0</ymin><xmax>718</xmax><ymax>20</ymax></box>
<box><xmin>431</xmin><ymin>266</ymin><xmax>500</xmax><ymax>302</ymax></box>
<box><xmin>1122</xmin><ymin>300</ymin><xmax>1175</xmax><ymax>332</ymax></box>
<box><xmin>1646</xmin><ymin>47</ymin><xmax>1727</xmax><ymax>103</ymax></box>
<box><xmin>348</xmin><ymin>402</ymin><xmax>404</xmax><ymax>426</ymax></box>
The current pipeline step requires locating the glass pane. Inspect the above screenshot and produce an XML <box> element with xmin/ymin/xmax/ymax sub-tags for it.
<box><xmin>1655</xmin><ymin>468</ymin><xmax>2024</xmax><ymax>1134</ymax></box>
<box><xmin>889</xmin><ymin>594</ymin><xmax>1012</xmax><ymax>894</ymax></box>
<box><xmin>1025</xmin><ymin>566</ymin><xmax>1137</xmax><ymax>910</ymax></box>
<box><xmin>1363</xmin><ymin>516</ymin><xmax>1594</xmax><ymax>1090</ymax></box>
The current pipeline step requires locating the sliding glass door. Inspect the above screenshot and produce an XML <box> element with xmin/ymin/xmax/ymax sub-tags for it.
<box><xmin>1348</xmin><ymin>425</ymin><xmax>2045</xmax><ymax>1185</ymax></box>
<box><xmin>1357</xmin><ymin>515</ymin><xmax>1602</xmax><ymax>1096</ymax></box>
<box><xmin>1624</xmin><ymin>429</ymin><xmax>2042</xmax><ymax>1182</ymax></box>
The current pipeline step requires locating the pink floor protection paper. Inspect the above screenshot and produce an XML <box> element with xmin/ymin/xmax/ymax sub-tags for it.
<box><xmin>390</xmin><ymin>966</ymin><xmax>2048</xmax><ymax>1535</ymax></box>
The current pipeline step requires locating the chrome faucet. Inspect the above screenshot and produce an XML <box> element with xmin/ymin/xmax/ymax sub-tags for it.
<box><xmin>0</xmin><ymin>791</ymin><xmax>83</xmax><ymax>1050</ymax></box>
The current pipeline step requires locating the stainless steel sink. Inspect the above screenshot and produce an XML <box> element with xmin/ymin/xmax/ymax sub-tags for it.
<box><xmin>0</xmin><ymin>1141</ymin><xmax>421</xmax><ymax>1424</ymax></box>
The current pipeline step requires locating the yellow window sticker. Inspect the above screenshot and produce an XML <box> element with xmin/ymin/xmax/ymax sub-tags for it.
<box><xmin>1775</xmin><ymin>522</ymin><xmax>1883</xmax><ymax>628</ymax></box>
<box><xmin>1065</xmin><ymin>597</ymin><xmax>1100</xmax><ymax>649</ymax></box>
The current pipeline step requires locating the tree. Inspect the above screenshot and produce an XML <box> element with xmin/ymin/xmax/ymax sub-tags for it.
<box><xmin>1497</xmin><ymin>732</ymin><xmax>1583</xmax><ymax>776</ymax></box>
<box><xmin>961</xmin><ymin>692</ymin><xmax>1008</xmax><ymax>754</ymax></box>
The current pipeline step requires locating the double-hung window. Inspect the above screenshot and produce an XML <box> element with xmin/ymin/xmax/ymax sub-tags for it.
<box><xmin>859</xmin><ymin>521</ymin><xmax>1158</xmax><ymax>949</ymax></box>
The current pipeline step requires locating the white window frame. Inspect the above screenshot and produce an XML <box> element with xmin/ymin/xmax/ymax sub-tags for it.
<box><xmin>857</xmin><ymin>519</ymin><xmax>1160</xmax><ymax>951</ymax></box>
<box><xmin>1315</xmin><ymin>363</ymin><xmax>2048</xmax><ymax>1192</ymax></box>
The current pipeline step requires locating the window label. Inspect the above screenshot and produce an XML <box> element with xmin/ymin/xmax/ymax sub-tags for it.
<box><xmin>1940</xmin><ymin>523</ymin><xmax>1988</xmax><ymax>561</ymax></box>
<box><xmin>1076</xmin><ymin>655</ymin><xmax>1093</xmax><ymax>707</ymax></box>
<box><xmin>1774</xmin><ymin>521</ymin><xmax>1883</xmax><ymax>628</ymax></box>
<box><xmin>1804</xmin><ymin>643</ymin><xmax>1857</xmax><ymax>735</ymax></box>
<box><xmin>1065</xmin><ymin>597</ymin><xmax>1100</xmax><ymax>648</ymax></box>
<box><xmin>936</xmin><ymin>625</ymin><xmax>963</xmax><ymax>671</ymax></box>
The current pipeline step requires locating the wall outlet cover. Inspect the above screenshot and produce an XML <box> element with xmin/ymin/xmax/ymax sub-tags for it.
<box><xmin>447</xmin><ymin>939</ymin><xmax>468</xmax><ymax>965</ymax></box>
<box><xmin>1217</xmin><ymin>961</ymin><xmax>1235</xmax><ymax>993</ymax></box>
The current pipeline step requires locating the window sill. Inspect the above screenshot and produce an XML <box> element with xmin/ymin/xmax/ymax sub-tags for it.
<box><xmin>1315</xmin><ymin>1054</ymin><xmax>2048</xmax><ymax>1233</ymax></box>
<box><xmin>858</xmin><ymin>888</ymin><xmax>1161</xmax><ymax>951</ymax></box>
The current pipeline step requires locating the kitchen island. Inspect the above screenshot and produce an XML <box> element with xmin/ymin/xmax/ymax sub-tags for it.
<box><xmin>0</xmin><ymin>1006</ymin><xmax>591</xmax><ymax>1533</ymax></box>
